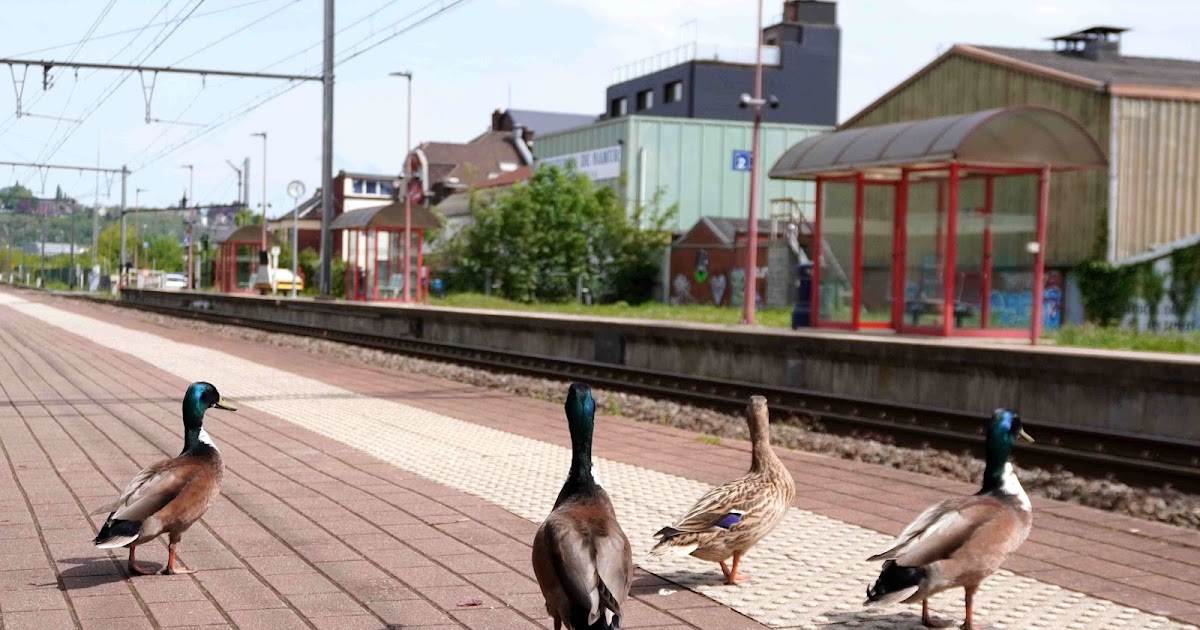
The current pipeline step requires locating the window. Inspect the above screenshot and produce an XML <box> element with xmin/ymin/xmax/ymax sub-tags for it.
<box><xmin>665</xmin><ymin>80</ymin><xmax>683</xmax><ymax>104</ymax></box>
<box><xmin>636</xmin><ymin>89</ymin><xmax>654</xmax><ymax>111</ymax></box>
<box><xmin>352</xmin><ymin>179</ymin><xmax>364</xmax><ymax>193</ymax></box>
<box><xmin>610</xmin><ymin>97</ymin><xmax>628</xmax><ymax>118</ymax></box>
<box><xmin>365</xmin><ymin>181</ymin><xmax>378</xmax><ymax>194</ymax></box>
<box><xmin>380</xmin><ymin>182</ymin><xmax>394</xmax><ymax>196</ymax></box>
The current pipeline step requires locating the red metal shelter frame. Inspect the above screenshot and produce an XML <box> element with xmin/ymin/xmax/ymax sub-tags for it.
<box><xmin>214</xmin><ymin>225</ymin><xmax>265</xmax><ymax>294</ymax></box>
<box><xmin>769</xmin><ymin>106</ymin><xmax>1107</xmax><ymax>343</ymax></box>
<box><xmin>342</xmin><ymin>226</ymin><xmax>425</xmax><ymax>302</ymax></box>
<box><xmin>331</xmin><ymin>199</ymin><xmax>439</xmax><ymax>303</ymax></box>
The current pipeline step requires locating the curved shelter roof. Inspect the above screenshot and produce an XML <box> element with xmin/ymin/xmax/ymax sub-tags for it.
<box><xmin>769</xmin><ymin>106</ymin><xmax>1107</xmax><ymax>181</ymax></box>
<box><xmin>330</xmin><ymin>201</ymin><xmax>441</xmax><ymax>231</ymax></box>
<box><xmin>214</xmin><ymin>224</ymin><xmax>267</xmax><ymax>245</ymax></box>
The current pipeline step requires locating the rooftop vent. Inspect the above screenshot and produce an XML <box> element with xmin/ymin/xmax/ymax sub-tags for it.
<box><xmin>1050</xmin><ymin>26</ymin><xmax>1127</xmax><ymax>62</ymax></box>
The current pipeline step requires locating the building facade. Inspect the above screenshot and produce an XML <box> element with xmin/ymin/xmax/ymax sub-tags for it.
<box><xmin>605</xmin><ymin>0</ymin><xmax>840</xmax><ymax>127</ymax></box>
<box><xmin>842</xmin><ymin>26</ymin><xmax>1200</xmax><ymax>267</ymax></box>
<box><xmin>533</xmin><ymin>115</ymin><xmax>828</xmax><ymax>233</ymax></box>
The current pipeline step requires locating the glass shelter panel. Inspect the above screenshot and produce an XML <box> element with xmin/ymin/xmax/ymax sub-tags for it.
<box><xmin>818</xmin><ymin>181</ymin><xmax>855</xmax><ymax>325</ymax></box>
<box><xmin>860</xmin><ymin>184</ymin><xmax>895</xmax><ymax>325</ymax></box>
<box><xmin>903</xmin><ymin>179</ymin><xmax>947</xmax><ymax>329</ymax></box>
<box><xmin>985</xmin><ymin>175</ymin><xmax>1038</xmax><ymax>329</ymax></box>
<box><xmin>952</xmin><ymin>178</ymin><xmax>988</xmax><ymax>329</ymax></box>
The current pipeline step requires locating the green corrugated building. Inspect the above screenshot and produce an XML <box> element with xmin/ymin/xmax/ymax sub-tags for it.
<box><xmin>532</xmin><ymin>115</ymin><xmax>830</xmax><ymax>232</ymax></box>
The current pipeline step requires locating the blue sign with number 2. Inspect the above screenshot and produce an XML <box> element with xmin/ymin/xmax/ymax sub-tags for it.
<box><xmin>731</xmin><ymin>150</ymin><xmax>752</xmax><ymax>171</ymax></box>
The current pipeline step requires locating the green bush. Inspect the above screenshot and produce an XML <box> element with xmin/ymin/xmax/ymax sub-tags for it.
<box><xmin>1138</xmin><ymin>263</ymin><xmax>1166</xmax><ymax>330</ymax></box>
<box><xmin>1169</xmin><ymin>244</ymin><xmax>1200</xmax><ymax>330</ymax></box>
<box><xmin>456</xmin><ymin>164</ymin><xmax>675</xmax><ymax>304</ymax></box>
<box><xmin>1075</xmin><ymin>260</ymin><xmax>1137</xmax><ymax>327</ymax></box>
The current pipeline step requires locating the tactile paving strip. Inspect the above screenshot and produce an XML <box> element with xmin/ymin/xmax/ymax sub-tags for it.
<box><xmin>4</xmin><ymin>294</ymin><xmax>1193</xmax><ymax>630</ymax></box>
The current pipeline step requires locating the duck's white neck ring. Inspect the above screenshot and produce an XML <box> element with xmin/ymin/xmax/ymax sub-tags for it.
<box><xmin>197</xmin><ymin>428</ymin><xmax>218</xmax><ymax>450</ymax></box>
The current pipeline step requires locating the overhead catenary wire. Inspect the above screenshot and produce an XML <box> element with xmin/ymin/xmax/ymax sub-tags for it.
<box><xmin>4</xmin><ymin>0</ymin><xmax>280</xmax><ymax>58</ymax></box>
<box><xmin>20</xmin><ymin>0</ymin><xmax>209</xmax><ymax>180</ymax></box>
<box><xmin>129</xmin><ymin>0</ymin><xmax>474</xmax><ymax>171</ymax></box>
<box><xmin>168</xmin><ymin>0</ymin><xmax>300</xmax><ymax>68</ymax></box>
<box><xmin>0</xmin><ymin>0</ymin><xmax>175</xmax><ymax>139</ymax></box>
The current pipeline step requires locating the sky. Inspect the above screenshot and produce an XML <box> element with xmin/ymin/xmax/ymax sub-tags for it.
<box><xmin>1</xmin><ymin>0</ymin><xmax>1197</xmax><ymax>218</ymax></box>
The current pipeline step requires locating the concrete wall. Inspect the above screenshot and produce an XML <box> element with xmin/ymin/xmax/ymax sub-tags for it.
<box><xmin>122</xmin><ymin>289</ymin><xmax>1200</xmax><ymax>441</ymax></box>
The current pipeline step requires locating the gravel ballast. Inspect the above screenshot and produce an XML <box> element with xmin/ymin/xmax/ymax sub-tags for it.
<box><xmin>59</xmin><ymin>295</ymin><xmax>1200</xmax><ymax>530</ymax></box>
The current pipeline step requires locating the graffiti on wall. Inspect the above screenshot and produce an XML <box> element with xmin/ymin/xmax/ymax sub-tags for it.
<box><xmin>987</xmin><ymin>270</ymin><xmax>1063</xmax><ymax>330</ymax></box>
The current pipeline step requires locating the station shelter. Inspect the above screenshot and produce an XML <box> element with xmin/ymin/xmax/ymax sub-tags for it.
<box><xmin>331</xmin><ymin>200</ymin><xmax>440</xmax><ymax>302</ymax></box>
<box><xmin>768</xmin><ymin>106</ymin><xmax>1107</xmax><ymax>342</ymax></box>
<box><xmin>214</xmin><ymin>225</ymin><xmax>269</xmax><ymax>294</ymax></box>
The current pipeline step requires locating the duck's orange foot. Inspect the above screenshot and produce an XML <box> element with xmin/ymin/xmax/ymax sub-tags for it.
<box><xmin>127</xmin><ymin>562</ymin><xmax>156</xmax><ymax>576</ymax></box>
<box><xmin>161</xmin><ymin>565</ymin><xmax>195</xmax><ymax>575</ymax></box>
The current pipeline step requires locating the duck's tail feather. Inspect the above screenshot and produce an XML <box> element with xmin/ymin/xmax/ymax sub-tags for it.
<box><xmin>645</xmin><ymin>539</ymin><xmax>698</xmax><ymax>559</ymax></box>
<box><xmin>864</xmin><ymin>560</ymin><xmax>924</xmax><ymax>607</ymax></box>
<box><xmin>93</xmin><ymin>518</ymin><xmax>141</xmax><ymax>549</ymax></box>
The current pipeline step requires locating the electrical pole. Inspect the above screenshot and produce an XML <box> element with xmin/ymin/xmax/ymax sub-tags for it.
<box><xmin>226</xmin><ymin>160</ymin><xmax>243</xmax><ymax>208</ymax></box>
<box><xmin>741</xmin><ymin>0</ymin><xmax>765</xmax><ymax>325</ymax></box>
<box><xmin>93</xmin><ymin>142</ymin><xmax>101</xmax><ymax>288</ymax></box>
<box><xmin>182</xmin><ymin>164</ymin><xmax>194</xmax><ymax>289</ymax></box>
<box><xmin>119</xmin><ymin>168</ymin><xmax>127</xmax><ymax>287</ymax></box>
<box><xmin>390</xmin><ymin>71</ymin><xmax>413</xmax><ymax>302</ymax></box>
<box><xmin>319</xmin><ymin>0</ymin><xmax>335</xmax><ymax>296</ymax></box>
<box><xmin>251</xmin><ymin>133</ymin><xmax>267</xmax><ymax>250</ymax></box>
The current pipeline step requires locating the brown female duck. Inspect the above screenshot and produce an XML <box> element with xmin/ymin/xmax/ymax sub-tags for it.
<box><xmin>92</xmin><ymin>382</ymin><xmax>235</xmax><ymax>576</ymax></box>
<box><xmin>647</xmin><ymin>396</ymin><xmax>794</xmax><ymax>585</ymax></box>
<box><xmin>865</xmin><ymin>408</ymin><xmax>1034</xmax><ymax>629</ymax></box>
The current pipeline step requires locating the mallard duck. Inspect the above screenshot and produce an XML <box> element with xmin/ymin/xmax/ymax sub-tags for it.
<box><xmin>532</xmin><ymin>383</ymin><xmax>633</xmax><ymax>630</ymax></box>
<box><xmin>647</xmin><ymin>395</ymin><xmax>795</xmax><ymax>585</ymax></box>
<box><xmin>92</xmin><ymin>382</ymin><xmax>235</xmax><ymax>576</ymax></box>
<box><xmin>865</xmin><ymin>408</ymin><xmax>1034</xmax><ymax>629</ymax></box>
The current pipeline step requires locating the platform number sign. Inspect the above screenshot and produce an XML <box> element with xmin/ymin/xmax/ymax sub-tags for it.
<box><xmin>731</xmin><ymin>150</ymin><xmax>752</xmax><ymax>171</ymax></box>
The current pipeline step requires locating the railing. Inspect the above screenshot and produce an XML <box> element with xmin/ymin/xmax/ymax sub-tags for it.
<box><xmin>611</xmin><ymin>42</ymin><xmax>781</xmax><ymax>84</ymax></box>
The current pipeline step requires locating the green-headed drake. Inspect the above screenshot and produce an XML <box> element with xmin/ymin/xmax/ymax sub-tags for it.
<box><xmin>865</xmin><ymin>408</ymin><xmax>1034</xmax><ymax>629</ymax></box>
<box><xmin>648</xmin><ymin>395</ymin><xmax>795</xmax><ymax>585</ymax></box>
<box><xmin>92</xmin><ymin>382</ymin><xmax>236</xmax><ymax>576</ymax></box>
<box><xmin>532</xmin><ymin>382</ymin><xmax>633</xmax><ymax>630</ymax></box>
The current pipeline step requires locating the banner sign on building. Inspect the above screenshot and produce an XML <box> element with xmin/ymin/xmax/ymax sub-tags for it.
<box><xmin>539</xmin><ymin>145</ymin><xmax>623</xmax><ymax>181</ymax></box>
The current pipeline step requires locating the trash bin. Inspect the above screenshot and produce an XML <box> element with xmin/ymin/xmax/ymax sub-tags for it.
<box><xmin>791</xmin><ymin>261</ymin><xmax>813</xmax><ymax>329</ymax></box>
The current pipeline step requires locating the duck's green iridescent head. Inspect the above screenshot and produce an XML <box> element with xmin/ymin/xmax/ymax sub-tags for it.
<box><xmin>183</xmin><ymin>382</ymin><xmax>236</xmax><ymax>427</ymax></box>
<box><xmin>981</xmin><ymin>408</ymin><xmax>1033</xmax><ymax>490</ymax></box>
<box><xmin>564</xmin><ymin>382</ymin><xmax>595</xmax><ymax>464</ymax></box>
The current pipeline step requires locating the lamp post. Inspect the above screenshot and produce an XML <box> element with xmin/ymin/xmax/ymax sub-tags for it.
<box><xmin>390</xmin><ymin>70</ymin><xmax>413</xmax><ymax>302</ymax></box>
<box><xmin>225</xmin><ymin>160</ymin><xmax>244</xmax><ymax>210</ymax></box>
<box><xmin>737</xmin><ymin>0</ymin><xmax>779</xmax><ymax>325</ymax></box>
<box><xmin>251</xmin><ymin>132</ymin><xmax>268</xmax><ymax>251</ymax></box>
<box><xmin>287</xmin><ymin>180</ymin><xmax>306</xmax><ymax>298</ymax></box>
<box><xmin>181</xmin><ymin>164</ymin><xmax>194</xmax><ymax>289</ymax></box>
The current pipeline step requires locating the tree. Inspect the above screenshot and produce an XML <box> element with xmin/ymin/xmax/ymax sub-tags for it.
<box><xmin>96</xmin><ymin>223</ymin><xmax>135</xmax><ymax>269</ymax></box>
<box><xmin>456</xmin><ymin>164</ymin><xmax>675</xmax><ymax>303</ymax></box>
<box><xmin>234</xmin><ymin>209</ymin><xmax>262</xmax><ymax>227</ymax></box>
<box><xmin>145</xmin><ymin>235</ymin><xmax>184</xmax><ymax>271</ymax></box>
<box><xmin>0</xmin><ymin>184</ymin><xmax>34</xmax><ymax>211</ymax></box>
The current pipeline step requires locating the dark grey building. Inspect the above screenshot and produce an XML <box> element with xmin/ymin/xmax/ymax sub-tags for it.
<box><xmin>604</xmin><ymin>0</ymin><xmax>840</xmax><ymax>126</ymax></box>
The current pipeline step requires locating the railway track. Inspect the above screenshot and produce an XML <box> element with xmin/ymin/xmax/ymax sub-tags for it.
<box><xmin>68</xmin><ymin>292</ymin><xmax>1200</xmax><ymax>492</ymax></box>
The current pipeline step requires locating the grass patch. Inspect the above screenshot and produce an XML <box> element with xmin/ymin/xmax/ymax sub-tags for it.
<box><xmin>429</xmin><ymin>293</ymin><xmax>794</xmax><ymax>328</ymax></box>
<box><xmin>1048</xmin><ymin>325</ymin><xmax>1200</xmax><ymax>355</ymax></box>
<box><xmin>695</xmin><ymin>434</ymin><xmax>721</xmax><ymax>446</ymax></box>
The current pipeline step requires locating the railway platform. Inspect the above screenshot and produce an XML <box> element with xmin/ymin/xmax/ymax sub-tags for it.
<box><xmin>0</xmin><ymin>287</ymin><xmax>1198</xmax><ymax>630</ymax></box>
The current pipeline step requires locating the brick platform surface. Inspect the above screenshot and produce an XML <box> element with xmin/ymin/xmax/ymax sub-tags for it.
<box><xmin>1</xmin><ymin>287</ymin><xmax>1199</xmax><ymax>630</ymax></box>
